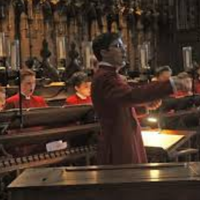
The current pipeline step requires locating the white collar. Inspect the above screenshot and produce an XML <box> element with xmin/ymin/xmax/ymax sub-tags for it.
<box><xmin>76</xmin><ymin>92</ymin><xmax>87</xmax><ymax>100</ymax></box>
<box><xmin>98</xmin><ymin>61</ymin><xmax>113</xmax><ymax>67</ymax></box>
<box><xmin>21</xmin><ymin>93</ymin><xmax>31</xmax><ymax>100</ymax></box>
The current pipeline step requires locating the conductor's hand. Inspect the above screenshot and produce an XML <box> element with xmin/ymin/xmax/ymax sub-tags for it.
<box><xmin>147</xmin><ymin>100</ymin><xmax>162</xmax><ymax>110</ymax></box>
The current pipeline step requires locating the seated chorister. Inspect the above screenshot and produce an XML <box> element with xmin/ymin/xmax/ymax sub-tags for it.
<box><xmin>152</xmin><ymin>66</ymin><xmax>172</xmax><ymax>82</ymax></box>
<box><xmin>4</xmin><ymin>68</ymin><xmax>48</xmax><ymax>157</ymax></box>
<box><xmin>5</xmin><ymin>68</ymin><xmax>48</xmax><ymax>109</ymax></box>
<box><xmin>66</xmin><ymin>71</ymin><xmax>92</xmax><ymax>105</ymax></box>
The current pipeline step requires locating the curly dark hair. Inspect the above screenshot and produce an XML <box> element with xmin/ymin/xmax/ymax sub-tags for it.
<box><xmin>92</xmin><ymin>32</ymin><xmax>121</xmax><ymax>61</ymax></box>
<box><xmin>155</xmin><ymin>66</ymin><xmax>172</xmax><ymax>77</ymax></box>
<box><xmin>70</xmin><ymin>71</ymin><xmax>90</xmax><ymax>87</ymax></box>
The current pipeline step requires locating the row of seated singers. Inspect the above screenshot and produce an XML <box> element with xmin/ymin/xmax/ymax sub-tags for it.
<box><xmin>2</xmin><ymin>69</ymin><xmax>92</xmax><ymax>110</ymax></box>
<box><xmin>2</xmin><ymin>66</ymin><xmax>196</xmax><ymax>111</ymax></box>
<box><xmin>0</xmin><ymin>68</ymin><xmax>92</xmax><ymax>157</ymax></box>
<box><xmin>135</xmin><ymin>66</ymin><xmax>193</xmax><ymax>118</ymax></box>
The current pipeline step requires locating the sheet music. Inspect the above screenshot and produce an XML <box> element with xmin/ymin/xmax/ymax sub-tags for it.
<box><xmin>142</xmin><ymin>130</ymin><xmax>184</xmax><ymax>150</ymax></box>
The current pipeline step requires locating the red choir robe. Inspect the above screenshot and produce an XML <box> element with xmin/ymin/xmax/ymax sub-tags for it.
<box><xmin>5</xmin><ymin>94</ymin><xmax>48</xmax><ymax>109</ymax></box>
<box><xmin>5</xmin><ymin>93</ymin><xmax>47</xmax><ymax>157</ymax></box>
<box><xmin>171</xmin><ymin>91</ymin><xmax>191</xmax><ymax>98</ymax></box>
<box><xmin>91</xmin><ymin>65</ymin><xmax>174</xmax><ymax>165</ymax></box>
<box><xmin>66</xmin><ymin>94</ymin><xmax>92</xmax><ymax>105</ymax></box>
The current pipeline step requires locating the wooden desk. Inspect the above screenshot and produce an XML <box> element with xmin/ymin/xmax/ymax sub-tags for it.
<box><xmin>8</xmin><ymin>162</ymin><xmax>200</xmax><ymax>200</ymax></box>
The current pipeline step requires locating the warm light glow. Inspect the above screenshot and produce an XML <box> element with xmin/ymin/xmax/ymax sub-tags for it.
<box><xmin>64</xmin><ymin>170</ymin><xmax>98</xmax><ymax>185</ymax></box>
<box><xmin>149</xmin><ymin>170</ymin><xmax>160</xmax><ymax>179</ymax></box>
<box><xmin>147</xmin><ymin>117</ymin><xmax>158</xmax><ymax>123</ymax></box>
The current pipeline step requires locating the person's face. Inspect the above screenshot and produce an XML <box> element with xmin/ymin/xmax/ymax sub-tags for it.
<box><xmin>21</xmin><ymin>75</ymin><xmax>36</xmax><ymax>97</ymax></box>
<box><xmin>157</xmin><ymin>71</ymin><xmax>171</xmax><ymax>82</ymax></box>
<box><xmin>101</xmin><ymin>38</ymin><xmax>127</xmax><ymax>67</ymax></box>
<box><xmin>75</xmin><ymin>81</ymin><xmax>91</xmax><ymax>97</ymax></box>
<box><xmin>0</xmin><ymin>91</ymin><xmax>5</xmax><ymax>110</ymax></box>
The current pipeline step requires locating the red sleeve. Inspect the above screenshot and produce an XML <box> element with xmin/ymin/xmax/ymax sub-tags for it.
<box><xmin>40</xmin><ymin>97</ymin><xmax>48</xmax><ymax>107</ymax></box>
<box><xmin>66</xmin><ymin>95</ymin><xmax>78</xmax><ymax>105</ymax></box>
<box><xmin>5</xmin><ymin>95</ymin><xmax>18</xmax><ymax>109</ymax></box>
<box><xmin>102</xmin><ymin>73</ymin><xmax>173</xmax><ymax>106</ymax></box>
<box><xmin>86</xmin><ymin>96</ymin><xmax>92</xmax><ymax>104</ymax></box>
<box><xmin>35</xmin><ymin>96</ymin><xmax>48</xmax><ymax>107</ymax></box>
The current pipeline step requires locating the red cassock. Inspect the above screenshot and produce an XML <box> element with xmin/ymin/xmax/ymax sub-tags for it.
<box><xmin>4</xmin><ymin>94</ymin><xmax>47</xmax><ymax>156</ymax></box>
<box><xmin>66</xmin><ymin>94</ymin><xmax>92</xmax><ymax>105</ymax></box>
<box><xmin>5</xmin><ymin>94</ymin><xmax>48</xmax><ymax>109</ymax></box>
<box><xmin>91</xmin><ymin>65</ymin><xmax>173</xmax><ymax>165</ymax></box>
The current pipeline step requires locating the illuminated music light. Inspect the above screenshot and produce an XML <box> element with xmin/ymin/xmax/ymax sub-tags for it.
<box><xmin>147</xmin><ymin>117</ymin><xmax>158</xmax><ymax>123</ymax></box>
<box><xmin>142</xmin><ymin>130</ymin><xmax>184</xmax><ymax>150</ymax></box>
